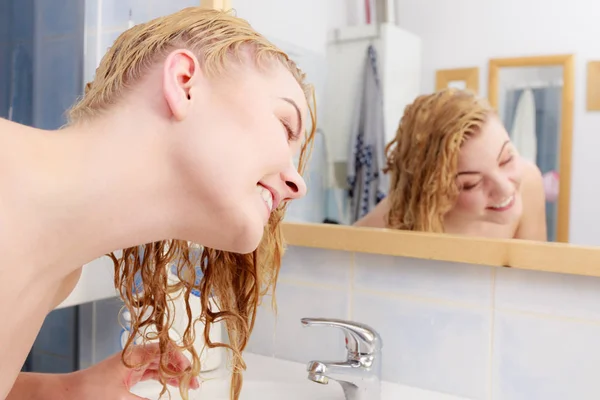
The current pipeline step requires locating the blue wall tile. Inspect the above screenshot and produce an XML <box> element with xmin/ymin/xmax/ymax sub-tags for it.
<box><xmin>31</xmin><ymin>352</ymin><xmax>75</xmax><ymax>373</ymax></box>
<box><xmin>34</xmin><ymin>36</ymin><xmax>83</xmax><ymax>129</ymax></box>
<box><xmin>6</xmin><ymin>41</ymin><xmax>34</xmax><ymax>125</ymax></box>
<box><xmin>92</xmin><ymin>298</ymin><xmax>125</xmax><ymax>362</ymax></box>
<box><xmin>0</xmin><ymin>1</ymin><xmax>10</xmax><ymax>43</ymax></box>
<box><xmin>32</xmin><ymin>307</ymin><xmax>78</xmax><ymax>358</ymax></box>
<box><xmin>37</xmin><ymin>0</ymin><xmax>82</xmax><ymax>38</ymax></box>
<box><xmin>0</xmin><ymin>43</ymin><xmax>10</xmax><ymax>118</ymax></box>
<box><xmin>10</xmin><ymin>0</ymin><xmax>35</xmax><ymax>42</ymax></box>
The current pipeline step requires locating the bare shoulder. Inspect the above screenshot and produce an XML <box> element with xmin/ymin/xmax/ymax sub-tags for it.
<box><xmin>515</xmin><ymin>159</ymin><xmax>547</xmax><ymax>241</ymax></box>
<box><xmin>353</xmin><ymin>197</ymin><xmax>389</xmax><ymax>228</ymax></box>
<box><xmin>522</xmin><ymin>159</ymin><xmax>544</xmax><ymax>188</ymax></box>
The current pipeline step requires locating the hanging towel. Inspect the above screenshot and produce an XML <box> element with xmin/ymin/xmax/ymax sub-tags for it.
<box><xmin>510</xmin><ymin>89</ymin><xmax>537</xmax><ymax>163</ymax></box>
<box><xmin>346</xmin><ymin>45</ymin><xmax>389</xmax><ymax>224</ymax></box>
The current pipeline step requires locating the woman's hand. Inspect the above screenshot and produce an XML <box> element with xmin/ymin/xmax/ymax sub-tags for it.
<box><xmin>64</xmin><ymin>342</ymin><xmax>200</xmax><ymax>400</ymax></box>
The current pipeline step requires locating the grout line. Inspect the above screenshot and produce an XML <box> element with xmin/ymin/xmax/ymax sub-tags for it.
<box><xmin>488</xmin><ymin>267</ymin><xmax>497</xmax><ymax>400</ymax></box>
<box><xmin>35</xmin><ymin>349</ymin><xmax>75</xmax><ymax>359</ymax></box>
<box><xmin>348</xmin><ymin>252</ymin><xmax>355</xmax><ymax>319</ymax></box>
<box><xmin>277</xmin><ymin>276</ymin><xmax>348</xmax><ymax>292</ymax></box>
<box><xmin>91</xmin><ymin>301</ymin><xmax>97</xmax><ymax>364</ymax></box>
<box><xmin>494</xmin><ymin>306</ymin><xmax>600</xmax><ymax>326</ymax></box>
<box><xmin>352</xmin><ymin>287</ymin><xmax>490</xmax><ymax>311</ymax></box>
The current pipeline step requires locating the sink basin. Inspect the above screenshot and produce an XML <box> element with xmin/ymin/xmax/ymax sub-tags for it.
<box><xmin>131</xmin><ymin>353</ymin><xmax>469</xmax><ymax>400</ymax></box>
<box><xmin>133</xmin><ymin>380</ymin><xmax>458</xmax><ymax>400</ymax></box>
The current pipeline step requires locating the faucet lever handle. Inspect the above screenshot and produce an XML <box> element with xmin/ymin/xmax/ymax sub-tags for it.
<box><xmin>301</xmin><ymin>317</ymin><xmax>382</xmax><ymax>355</ymax></box>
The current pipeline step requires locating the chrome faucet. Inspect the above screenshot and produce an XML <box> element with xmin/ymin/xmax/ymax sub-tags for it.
<box><xmin>301</xmin><ymin>317</ymin><xmax>383</xmax><ymax>400</ymax></box>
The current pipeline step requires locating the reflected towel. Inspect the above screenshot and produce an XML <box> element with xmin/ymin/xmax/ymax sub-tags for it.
<box><xmin>510</xmin><ymin>89</ymin><xmax>537</xmax><ymax>163</ymax></box>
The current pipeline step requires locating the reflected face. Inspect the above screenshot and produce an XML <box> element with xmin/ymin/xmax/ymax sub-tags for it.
<box><xmin>446</xmin><ymin>115</ymin><xmax>524</xmax><ymax>226</ymax></box>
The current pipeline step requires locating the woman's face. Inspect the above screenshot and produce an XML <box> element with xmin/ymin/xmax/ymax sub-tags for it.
<box><xmin>163</xmin><ymin>51</ymin><xmax>309</xmax><ymax>254</ymax></box>
<box><xmin>446</xmin><ymin>116</ymin><xmax>524</xmax><ymax>227</ymax></box>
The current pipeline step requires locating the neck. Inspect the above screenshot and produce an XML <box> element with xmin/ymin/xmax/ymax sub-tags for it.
<box><xmin>1</xmin><ymin>113</ymin><xmax>182</xmax><ymax>278</ymax></box>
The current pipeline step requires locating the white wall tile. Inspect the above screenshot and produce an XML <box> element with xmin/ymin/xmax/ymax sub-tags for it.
<box><xmin>355</xmin><ymin>254</ymin><xmax>493</xmax><ymax>307</ymax></box>
<box><xmin>101</xmin><ymin>29</ymin><xmax>126</xmax><ymax>55</ymax></box>
<box><xmin>270</xmin><ymin>282</ymin><xmax>349</xmax><ymax>363</ymax></box>
<box><xmin>246</xmin><ymin>293</ymin><xmax>278</xmax><ymax>357</ymax></box>
<box><xmin>100</xmin><ymin>0</ymin><xmax>133</xmax><ymax>30</ymax></box>
<box><xmin>495</xmin><ymin>267</ymin><xmax>600</xmax><ymax>321</ymax></box>
<box><xmin>148</xmin><ymin>0</ymin><xmax>199</xmax><ymax>20</ymax></box>
<box><xmin>84</xmin><ymin>0</ymin><xmax>98</xmax><ymax>32</ymax></box>
<box><xmin>279</xmin><ymin>246</ymin><xmax>352</xmax><ymax>288</ymax></box>
<box><xmin>353</xmin><ymin>291</ymin><xmax>490</xmax><ymax>400</ymax></box>
<box><xmin>83</xmin><ymin>33</ymin><xmax>97</xmax><ymax>83</ymax></box>
<box><xmin>493</xmin><ymin>310</ymin><xmax>600</xmax><ymax>400</ymax></box>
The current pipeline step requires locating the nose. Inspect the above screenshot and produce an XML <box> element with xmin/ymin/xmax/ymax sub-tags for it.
<box><xmin>281</xmin><ymin>167</ymin><xmax>307</xmax><ymax>201</ymax></box>
<box><xmin>490</xmin><ymin>174</ymin><xmax>514</xmax><ymax>201</ymax></box>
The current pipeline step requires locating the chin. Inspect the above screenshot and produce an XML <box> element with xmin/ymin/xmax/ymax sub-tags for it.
<box><xmin>220</xmin><ymin>217</ymin><xmax>265</xmax><ymax>255</ymax></box>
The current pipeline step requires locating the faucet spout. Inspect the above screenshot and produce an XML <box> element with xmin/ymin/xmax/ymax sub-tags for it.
<box><xmin>301</xmin><ymin>318</ymin><xmax>383</xmax><ymax>400</ymax></box>
<box><xmin>306</xmin><ymin>356</ymin><xmax>381</xmax><ymax>400</ymax></box>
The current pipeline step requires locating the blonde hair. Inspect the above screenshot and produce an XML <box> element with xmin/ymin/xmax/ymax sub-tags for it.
<box><xmin>68</xmin><ymin>7</ymin><xmax>315</xmax><ymax>400</ymax></box>
<box><xmin>383</xmin><ymin>88</ymin><xmax>491</xmax><ymax>232</ymax></box>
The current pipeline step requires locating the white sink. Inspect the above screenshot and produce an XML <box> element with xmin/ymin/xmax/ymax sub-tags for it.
<box><xmin>131</xmin><ymin>353</ymin><xmax>469</xmax><ymax>400</ymax></box>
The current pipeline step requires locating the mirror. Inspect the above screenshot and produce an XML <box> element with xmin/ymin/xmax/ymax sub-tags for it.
<box><xmin>488</xmin><ymin>56</ymin><xmax>574</xmax><ymax>242</ymax></box>
<box><xmin>279</xmin><ymin>3</ymin><xmax>589</xmax><ymax>246</ymax></box>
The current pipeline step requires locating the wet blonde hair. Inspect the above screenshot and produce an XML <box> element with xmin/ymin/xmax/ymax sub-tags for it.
<box><xmin>384</xmin><ymin>88</ymin><xmax>492</xmax><ymax>232</ymax></box>
<box><xmin>68</xmin><ymin>7</ymin><xmax>315</xmax><ymax>400</ymax></box>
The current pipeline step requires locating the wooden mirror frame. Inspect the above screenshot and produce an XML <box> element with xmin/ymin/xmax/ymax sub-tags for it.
<box><xmin>200</xmin><ymin>0</ymin><xmax>231</xmax><ymax>10</ymax></box>
<box><xmin>436</xmin><ymin>67</ymin><xmax>480</xmax><ymax>94</ymax></box>
<box><xmin>488</xmin><ymin>54</ymin><xmax>575</xmax><ymax>243</ymax></box>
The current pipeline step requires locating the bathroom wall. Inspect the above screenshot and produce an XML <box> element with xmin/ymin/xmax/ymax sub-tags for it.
<box><xmin>0</xmin><ymin>0</ymin><xmax>34</xmax><ymax>124</ymax></box>
<box><xmin>394</xmin><ymin>0</ymin><xmax>600</xmax><ymax>247</ymax></box>
<box><xmin>245</xmin><ymin>246</ymin><xmax>600</xmax><ymax>400</ymax></box>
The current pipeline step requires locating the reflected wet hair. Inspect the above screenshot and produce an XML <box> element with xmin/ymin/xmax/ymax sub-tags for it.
<box><xmin>384</xmin><ymin>88</ymin><xmax>491</xmax><ymax>232</ymax></box>
<box><xmin>68</xmin><ymin>7</ymin><xmax>315</xmax><ymax>400</ymax></box>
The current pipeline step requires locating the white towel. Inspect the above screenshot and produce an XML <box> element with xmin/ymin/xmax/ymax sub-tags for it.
<box><xmin>510</xmin><ymin>89</ymin><xmax>537</xmax><ymax>163</ymax></box>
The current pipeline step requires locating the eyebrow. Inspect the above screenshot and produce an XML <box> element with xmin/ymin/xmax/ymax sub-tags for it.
<box><xmin>497</xmin><ymin>140</ymin><xmax>510</xmax><ymax>161</ymax></box>
<box><xmin>281</xmin><ymin>97</ymin><xmax>303</xmax><ymax>138</ymax></box>
<box><xmin>456</xmin><ymin>140</ymin><xmax>511</xmax><ymax>176</ymax></box>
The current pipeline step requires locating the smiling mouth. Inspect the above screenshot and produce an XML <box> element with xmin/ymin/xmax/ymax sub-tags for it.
<box><xmin>487</xmin><ymin>195</ymin><xmax>515</xmax><ymax>211</ymax></box>
<box><xmin>256</xmin><ymin>184</ymin><xmax>274</xmax><ymax>213</ymax></box>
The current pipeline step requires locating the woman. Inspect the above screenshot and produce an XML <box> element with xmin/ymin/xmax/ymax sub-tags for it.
<box><xmin>1</xmin><ymin>7</ymin><xmax>315</xmax><ymax>400</ymax></box>
<box><xmin>355</xmin><ymin>88</ymin><xmax>546</xmax><ymax>241</ymax></box>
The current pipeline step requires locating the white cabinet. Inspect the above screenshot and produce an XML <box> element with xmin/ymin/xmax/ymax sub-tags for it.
<box><xmin>322</xmin><ymin>23</ymin><xmax>422</xmax><ymax>162</ymax></box>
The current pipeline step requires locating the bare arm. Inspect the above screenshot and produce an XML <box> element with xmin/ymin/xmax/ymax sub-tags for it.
<box><xmin>353</xmin><ymin>197</ymin><xmax>390</xmax><ymax>228</ymax></box>
<box><xmin>515</xmin><ymin>161</ymin><xmax>548</xmax><ymax>241</ymax></box>
<box><xmin>6</xmin><ymin>373</ymin><xmax>68</xmax><ymax>400</ymax></box>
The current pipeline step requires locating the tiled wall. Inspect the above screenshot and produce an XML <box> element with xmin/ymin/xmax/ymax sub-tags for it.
<box><xmin>0</xmin><ymin>0</ymin><xmax>35</xmax><ymax>123</ymax></box>
<box><xmin>83</xmin><ymin>0</ymin><xmax>199</xmax><ymax>84</ymax></box>
<box><xmin>245</xmin><ymin>246</ymin><xmax>600</xmax><ymax>400</ymax></box>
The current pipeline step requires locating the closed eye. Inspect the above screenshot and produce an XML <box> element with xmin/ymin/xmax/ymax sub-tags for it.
<box><xmin>500</xmin><ymin>156</ymin><xmax>513</xmax><ymax>166</ymax></box>
<box><xmin>281</xmin><ymin>119</ymin><xmax>298</xmax><ymax>141</ymax></box>
<box><xmin>461</xmin><ymin>181</ymin><xmax>481</xmax><ymax>191</ymax></box>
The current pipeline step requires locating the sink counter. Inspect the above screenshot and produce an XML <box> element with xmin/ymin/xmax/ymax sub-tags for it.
<box><xmin>131</xmin><ymin>352</ymin><xmax>470</xmax><ymax>400</ymax></box>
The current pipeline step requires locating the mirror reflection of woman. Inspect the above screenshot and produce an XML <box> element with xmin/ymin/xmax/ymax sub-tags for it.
<box><xmin>355</xmin><ymin>89</ymin><xmax>547</xmax><ymax>241</ymax></box>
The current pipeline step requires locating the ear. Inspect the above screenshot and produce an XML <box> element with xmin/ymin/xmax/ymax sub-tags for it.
<box><xmin>162</xmin><ymin>49</ymin><xmax>201</xmax><ymax>121</ymax></box>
